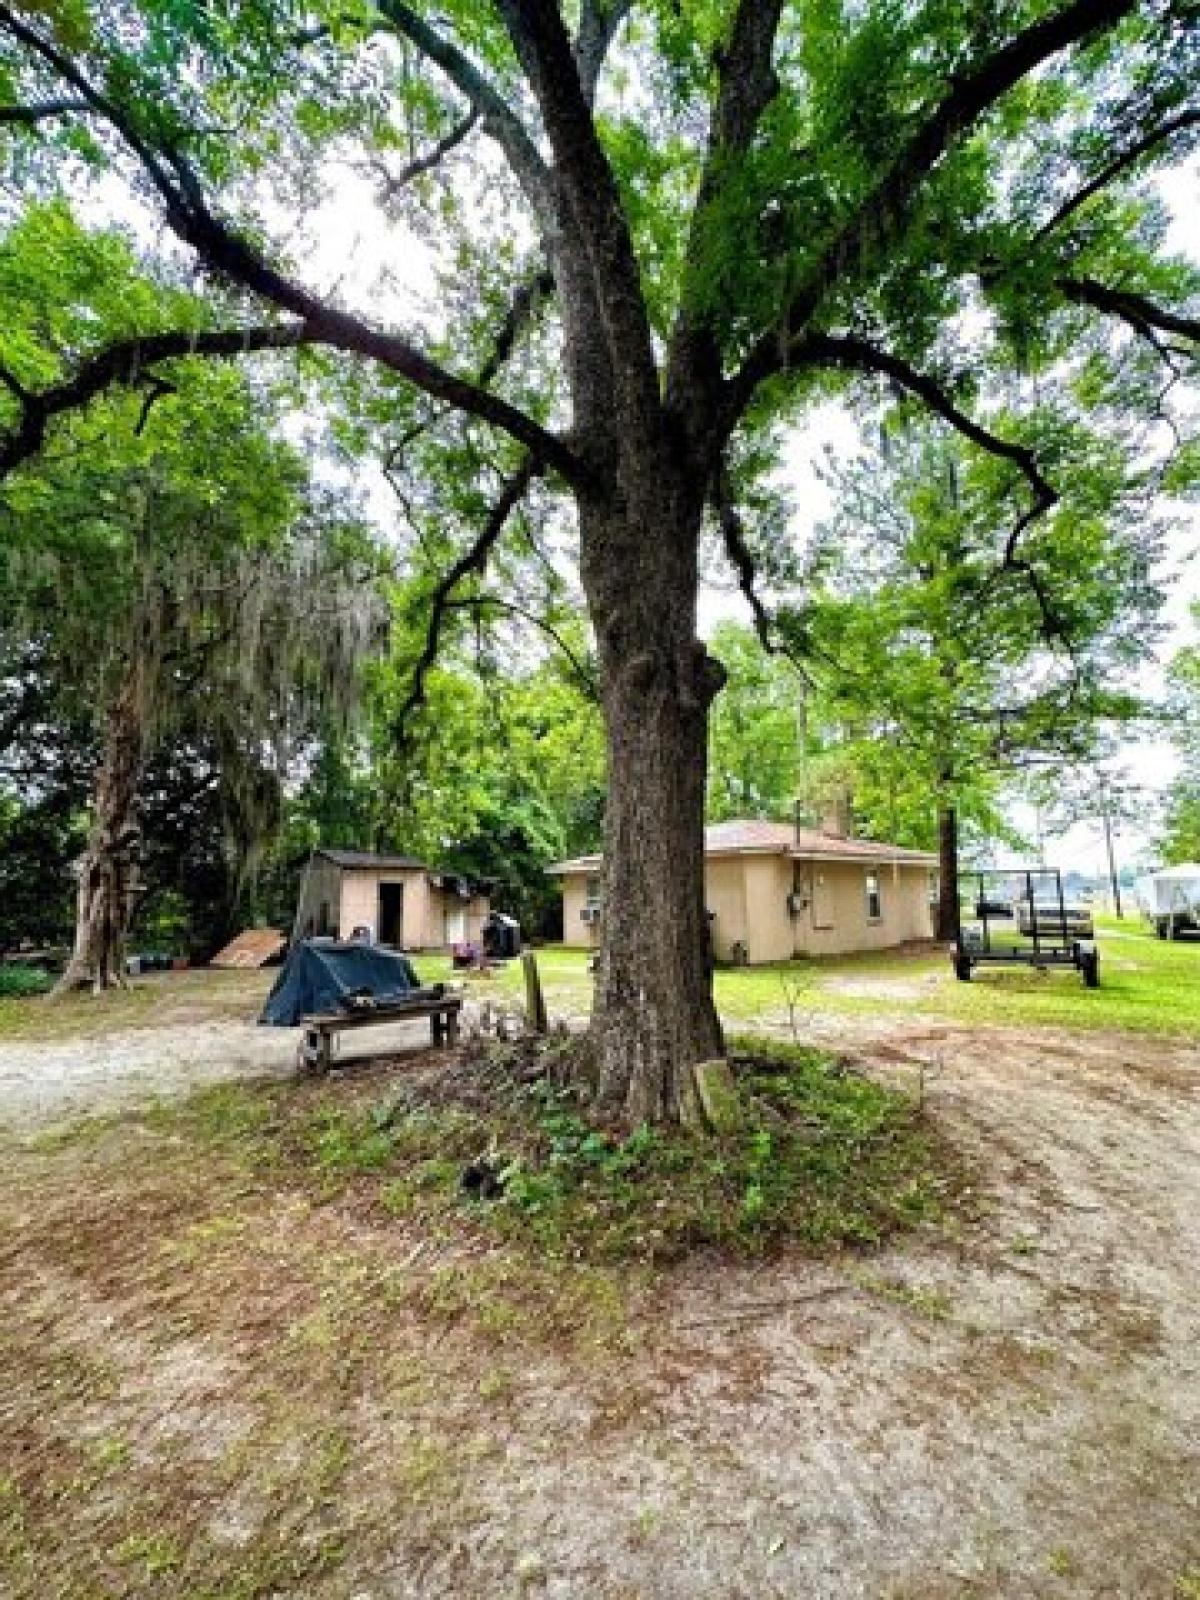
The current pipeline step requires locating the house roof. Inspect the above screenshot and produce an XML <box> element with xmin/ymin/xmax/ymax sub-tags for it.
<box><xmin>547</xmin><ymin>820</ymin><xmax>935</xmax><ymax>873</ymax></box>
<box><xmin>313</xmin><ymin>848</ymin><xmax>429</xmax><ymax>872</ymax></box>
<box><xmin>790</xmin><ymin>829</ymin><xmax>935</xmax><ymax>864</ymax></box>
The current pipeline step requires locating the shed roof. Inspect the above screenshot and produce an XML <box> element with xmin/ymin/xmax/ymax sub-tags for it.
<box><xmin>547</xmin><ymin>820</ymin><xmax>935</xmax><ymax>873</ymax></box>
<box><xmin>313</xmin><ymin>848</ymin><xmax>429</xmax><ymax>872</ymax></box>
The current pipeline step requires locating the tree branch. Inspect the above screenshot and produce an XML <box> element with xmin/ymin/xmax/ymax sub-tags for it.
<box><xmin>712</xmin><ymin>461</ymin><xmax>778</xmax><ymax>654</ymax></box>
<box><xmin>574</xmin><ymin>0</ymin><xmax>633</xmax><ymax>106</ymax></box>
<box><xmin>478</xmin><ymin>267</ymin><xmax>557</xmax><ymax>387</ymax></box>
<box><xmin>444</xmin><ymin>593</ymin><xmax>598</xmax><ymax>699</ymax></box>
<box><xmin>396</xmin><ymin>454</ymin><xmax>544</xmax><ymax>727</ymax></box>
<box><xmin>169</xmin><ymin>205</ymin><xmax>584</xmax><ymax>478</ymax></box>
<box><xmin>1056</xmin><ymin>275</ymin><xmax>1200</xmax><ymax>350</ymax></box>
<box><xmin>380</xmin><ymin>264</ymin><xmax>557</xmax><ymax>474</ymax></box>
<box><xmin>801</xmin><ymin>332</ymin><xmax>1059</xmax><ymax>557</ymax></box>
<box><xmin>0</xmin><ymin>6</ymin><xmax>588</xmax><ymax>486</ymax></box>
<box><xmin>1030</xmin><ymin>108</ymin><xmax>1200</xmax><ymax>248</ymax></box>
<box><xmin>0</xmin><ymin>97</ymin><xmax>90</xmax><ymax>126</ymax></box>
<box><xmin>375</xmin><ymin>107</ymin><xmax>479</xmax><ymax>195</ymax></box>
<box><xmin>494</xmin><ymin>0</ymin><xmax>662</xmax><ymax>429</ymax></box>
<box><xmin>0</xmin><ymin>323</ymin><xmax>316</xmax><ymax>481</ymax></box>
<box><xmin>372</xmin><ymin>0</ymin><xmax>555</xmax><ymax>232</ymax></box>
<box><xmin>667</xmin><ymin>0</ymin><xmax>786</xmax><ymax>425</ymax></box>
<box><xmin>728</xmin><ymin>0</ymin><xmax>1139</xmax><ymax>419</ymax></box>
<box><xmin>0</xmin><ymin>5</ymin><xmax>189</xmax><ymax>217</ymax></box>
<box><xmin>0</xmin><ymin>361</ymin><xmax>29</xmax><ymax>403</ymax></box>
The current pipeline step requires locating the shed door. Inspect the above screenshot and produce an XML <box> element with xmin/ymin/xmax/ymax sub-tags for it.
<box><xmin>444</xmin><ymin>903</ymin><xmax>467</xmax><ymax>944</ymax></box>
<box><xmin>378</xmin><ymin>882</ymin><xmax>404</xmax><ymax>945</ymax></box>
<box><xmin>811</xmin><ymin>870</ymin><xmax>835</xmax><ymax>930</ymax></box>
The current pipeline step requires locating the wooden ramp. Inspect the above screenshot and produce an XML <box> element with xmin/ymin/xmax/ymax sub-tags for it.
<box><xmin>211</xmin><ymin>928</ymin><xmax>287</xmax><ymax>969</ymax></box>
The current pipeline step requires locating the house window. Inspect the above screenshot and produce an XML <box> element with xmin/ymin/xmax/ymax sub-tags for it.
<box><xmin>585</xmin><ymin>874</ymin><xmax>602</xmax><ymax>910</ymax></box>
<box><xmin>865</xmin><ymin>872</ymin><xmax>882</xmax><ymax>922</ymax></box>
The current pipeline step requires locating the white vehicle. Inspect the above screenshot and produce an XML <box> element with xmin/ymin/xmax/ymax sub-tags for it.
<box><xmin>1134</xmin><ymin>865</ymin><xmax>1200</xmax><ymax>938</ymax></box>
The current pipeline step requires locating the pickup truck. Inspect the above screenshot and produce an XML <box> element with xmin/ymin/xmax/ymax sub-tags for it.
<box><xmin>1016</xmin><ymin>901</ymin><xmax>1094</xmax><ymax>939</ymax></box>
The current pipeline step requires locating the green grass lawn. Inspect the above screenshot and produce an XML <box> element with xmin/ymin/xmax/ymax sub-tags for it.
<box><xmin>1</xmin><ymin>919</ymin><xmax>1193</xmax><ymax>1046</ymax></box>
<box><xmin>471</xmin><ymin>918</ymin><xmax>1199</xmax><ymax>1039</ymax></box>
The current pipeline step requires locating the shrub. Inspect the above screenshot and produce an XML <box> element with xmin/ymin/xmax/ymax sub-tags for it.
<box><xmin>0</xmin><ymin>965</ymin><xmax>52</xmax><ymax>999</ymax></box>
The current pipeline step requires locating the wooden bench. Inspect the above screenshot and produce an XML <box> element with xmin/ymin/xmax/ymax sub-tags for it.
<box><xmin>298</xmin><ymin>994</ymin><xmax>462</xmax><ymax>1075</ymax></box>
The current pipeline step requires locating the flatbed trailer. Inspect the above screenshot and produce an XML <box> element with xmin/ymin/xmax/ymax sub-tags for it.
<box><xmin>953</xmin><ymin>868</ymin><xmax>1098</xmax><ymax>988</ymax></box>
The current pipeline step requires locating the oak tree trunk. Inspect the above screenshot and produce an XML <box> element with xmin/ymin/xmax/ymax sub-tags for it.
<box><xmin>57</xmin><ymin>670</ymin><xmax>148</xmax><ymax>993</ymax></box>
<box><xmin>936</xmin><ymin>802</ymin><xmax>960</xmax><ymax>944</ymax></box>
<box><xmin>581</xmin><ymin>470</ymin><xmax>726</xmax><ymax>1124</ymax></box>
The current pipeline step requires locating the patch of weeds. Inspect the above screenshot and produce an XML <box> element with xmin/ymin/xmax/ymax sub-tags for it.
<box><xmin>302</xmin><ymin>1427</ymin><xmax>351</xmax><ymax>1497</ymax></box>
<box><xmin>379</xmin><ymin>1156</ymin><xmax>463</xmax><ymax>1217</ymax></box>
<box><xmin>86</xmin><ymin>1433</ymin><xmax>131</xmax><ymax>1472</ymax></box>
<box><xmin>0</xmin><ymin>1474</ymin><xmax>31</xmax><ymax>1568</ymax></box>
<box><xmin>631</xmin><ymin>1505</ymin><xmax>662</xmax><ymax>1544</ymax></box>
<box><xmin>464</xmin><ymin>1039</ymin><xmax>948</xmax><ymax>1261</ymax></box>
<box><xmin>182</xmin><ymin>1533</ymin><xmax>350</xmax><ymax>1600</ymax></box>
<box><xmin>157</xmin><ymin>1033</ymin><xmax>951</xmax><ymax>1275</ymax></box>
<box><xmin>394</xmin><ymin>1436</ymin><xmax>455</xmax><ymax>1503</ymax></box>
<box><xmin>26</xmin><ymin>1110</ymin><xmax>125</xmax><ymax>1152</ymax></box>
<box><xmin>145</xmin><ymin>1082</ymin><xmax>283</xmax><ymax>1165</ymax></box>
<box><xmin>167</xmin><ymin>1213</ymin><xmax>247</xmax><ymax>1264</ymax></box>
<box><xmin>417</xmin><ymin>1255</ymin><xmax>631</xmax><ymax>1352</ymax></box>
<box><xmin>1175</xmin><ymin>1571</ymin><xmax>1200</xmax><ymax>1600</ymax></box>
<box><xmin>297</xmin><ymin>1100</ymin><xmax>487</xmax><ymax>1193</ymax></box>
<box><xmin>304</xmin><ymin>1104</ymin><xmax>397</xmax><ymax>1177</ymax></box>
<box><xmin>852</xmin><ymin>1270</ymin><xmax>953</xmax><ymax>1320</ymax></box>
<box><xmin>1046</xmin><ymin>1547</ymin><xmax>1076</xmax><ymax>1578</ymax></box>
<box><xmin>477</xmin><ymin>1364</ymin><xmax>515</xmax><ymax>1402</ymax></box>
<box><xmin>113</xmin><ymin>1530</ymin><xmax>183</xmax><ymax>1577</ymax></box>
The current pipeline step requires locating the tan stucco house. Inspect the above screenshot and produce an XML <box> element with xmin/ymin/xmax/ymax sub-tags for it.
<box><xmin>549</xmin><ymin>819</ymin><xmax>936</xmax><ymax>964</ymax></box>
<box><xmin>293</xmin><ymin>849</ymin><xmax>489</xmax><ymax>950</ymax></box>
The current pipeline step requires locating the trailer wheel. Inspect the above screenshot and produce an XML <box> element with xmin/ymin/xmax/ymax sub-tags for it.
<box><xmin>953</xmin><ymin>955</ymin><xmax>973</xmax><ymax>982</ymax></box>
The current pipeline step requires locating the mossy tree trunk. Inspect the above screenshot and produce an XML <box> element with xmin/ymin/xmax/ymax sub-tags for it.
<box><xmin>56</xmin><ymin>662</ymin><xmax>151</xmax><ymax>993</ymax></box>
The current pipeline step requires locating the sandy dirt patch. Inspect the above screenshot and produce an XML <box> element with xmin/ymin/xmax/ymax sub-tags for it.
<box><xmin>1</xmin><ymin>1015</ymin><xmax>1198</xmax><ymax>1597</ymax></box>
<box><xmin>0</xmin><ymin>1009</ymin><xmax>454</xmax><ymax>1133</ymax></box>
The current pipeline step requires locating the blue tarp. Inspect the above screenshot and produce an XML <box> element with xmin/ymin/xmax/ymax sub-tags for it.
<box><xmin>260</xmin><ymin>939</ymin><xmax>423</xmax><ymax>1026</ymax></box>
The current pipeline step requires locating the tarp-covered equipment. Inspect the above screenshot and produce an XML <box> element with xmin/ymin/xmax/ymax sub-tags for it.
<box><xmin>260</xmin><ymin>939</ymin><xmax>425</xmax><ymax>1026</ymax></box>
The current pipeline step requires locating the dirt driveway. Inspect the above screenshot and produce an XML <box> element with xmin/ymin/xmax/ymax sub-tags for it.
<box><xmin>0</xmin><ymin>971</ymin><xmax>447</xmax><ymax>1133</ymax></box>
<box><xmin>1</xmin><ymin>1009</ymin><xmax>1197</xmax><ymax>1597</ymax></box>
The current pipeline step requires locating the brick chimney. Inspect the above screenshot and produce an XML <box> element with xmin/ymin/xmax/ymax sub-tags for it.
<box><xmin>819</xmin><ymin>789</ymin><xmax>855</xmax><ymax>839</ymax></box>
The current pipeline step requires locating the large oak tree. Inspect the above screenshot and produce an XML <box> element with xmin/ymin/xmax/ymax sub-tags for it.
<box><xmin>0</xmin><ymin>0</ymin><xmax>1197</xmax><ymax>1115</ymax></box>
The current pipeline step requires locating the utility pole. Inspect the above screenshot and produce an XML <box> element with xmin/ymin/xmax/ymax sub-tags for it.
<box><xmin>1099</xmin><ymin>779</ymin><xmax>1123</xmax><ymax>919</ymax></box>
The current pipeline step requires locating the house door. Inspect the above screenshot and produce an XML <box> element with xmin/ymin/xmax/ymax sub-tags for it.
<box><xmin>444</xmin><ymin>902</ymin><xmax>467</xmax><ymax>945</ymax></box>
<box><xmin>811</xmin><ymin>871</ymin><xmax>835</xmax><ymax>930</ymax></box>
<box><xmin>377</xmin><ymin>883</ymin><xmax>404</xmax><ymax>946</ymax></box>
